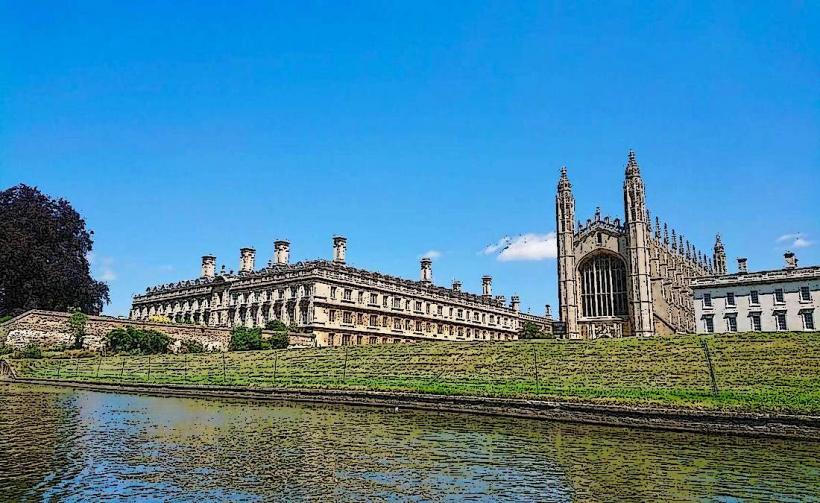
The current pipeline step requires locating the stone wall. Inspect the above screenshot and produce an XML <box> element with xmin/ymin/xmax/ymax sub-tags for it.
<box><xmin>0</xmin><ymin>310</ymin><xmax>315</xmax><ymax>352</ymax></box>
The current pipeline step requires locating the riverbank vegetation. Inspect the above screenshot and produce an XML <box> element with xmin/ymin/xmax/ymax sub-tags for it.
<box><xmin>5</xmin><ymin>332</ymin><xmax>819</xmax><ymax>414</ymax></box>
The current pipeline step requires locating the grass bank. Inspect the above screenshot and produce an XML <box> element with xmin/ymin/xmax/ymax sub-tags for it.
<box><xmin>6</xmin><ymin>332</ymin><xmax>820</xmax><ymax>414</ymax></box>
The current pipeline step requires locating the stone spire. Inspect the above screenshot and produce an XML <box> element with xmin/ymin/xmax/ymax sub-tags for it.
<box><xmin>655</xmin><ymin>216</ymin><xmax>661</xmax><ymax>239</ymax></box>
<box><xmin>663</xmin><ymin>223</ymin><xmax>669</xmax><ymax>245</ymax></box>
<box><xmin>556</xmin><ymin>165</ymin><xmax>579</xmax><ymax>339</ymax></box>
<box><xmin>671</xmin><ymin>229</ymin><xmax>677</xmax><ymax>250</ymax></box>
<box><xmin>557</xmin><ymin>165</ymin><xmax>571</xmax><ymax>191</ymax></box>
<box><xmin>625</xmin><ymin>149</ymin><xmax>640</xmax><ymax>178</ymax></box>
<box><xmin>713</xmin><ymin>233</ymin><xmax>727</xmax><ymax>275</ymax></box>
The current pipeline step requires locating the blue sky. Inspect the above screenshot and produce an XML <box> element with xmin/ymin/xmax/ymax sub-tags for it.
<box><xmin>1</xmin><ymin>2</ymin><xmax>818</xmax><ymax>317</ymax></box>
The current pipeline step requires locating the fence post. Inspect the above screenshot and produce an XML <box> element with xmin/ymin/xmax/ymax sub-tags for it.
<box><xmin>120</xmin><ymin>357</ymin><xmax>126</xmax><ymax>379</ymax></box>
<box><xmin>700</xmin><ymin>338</ymin><xmax>719</xmax><ymax>395</ymax></box>
<box><xmin>75</xmin><ymin>358</ymin><xmax>80</xmax><ymax>378</ymax></box>
<box><xmin>184</xmin><ymin>353</ymin><xmax>188</xmax><ymax>381</ymax></box>
<box><xmin>533</xmin><ymin>348</ymin><xmax>540</xmax><ymax>393</ymax></box>
<box><xmin>342</xmin><ymin>346</ymin><xmax>348</xmax><ymax>381</ymax></box>
<box><xmin>273</xmin><ymin>352</ymin><xmax>278</xmax><ymax>386</ymax></box>
<box><xmin>222</xmin><ymin>352</ymin><xmax>227</xmax><ymax>384</ymax></box>
<box><xmin>56</xmin><ymin>358</ymin><xmax>62</xmax><ymax>379</ymax></box>
<box><xmin>96</xmin><ymin>355</ymin><xmax>102</xmax><ymax>379</ymax></box>
<box><xmin>147</xmin><ymin>356</ymin><xmax>151</xmax><ymax>382</ymax></box>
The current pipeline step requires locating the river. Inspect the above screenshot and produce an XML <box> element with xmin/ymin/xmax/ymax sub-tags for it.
<box><xmin>0</xmin><ymin>383</ymin><xmax>818</xmax><ymax>502</ymax></box>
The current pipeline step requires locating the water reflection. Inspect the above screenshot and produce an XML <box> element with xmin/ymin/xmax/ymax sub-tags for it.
<box><xmin>0</xmin><ymin>383</ymin><xmax>818</xmax><ymax>501</ymax></box>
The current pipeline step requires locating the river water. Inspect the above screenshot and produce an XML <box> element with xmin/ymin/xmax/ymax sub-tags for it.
<box><xmin>0</xmin><ymin>383</ymin><xmax>818</xmax><ymax>502</ymax></box>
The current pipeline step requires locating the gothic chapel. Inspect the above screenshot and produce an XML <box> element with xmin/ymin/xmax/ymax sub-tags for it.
<box><xmin>555</xmin><ymin>151</ymin><xmax>726</xmax><ymax>338</ymax></box>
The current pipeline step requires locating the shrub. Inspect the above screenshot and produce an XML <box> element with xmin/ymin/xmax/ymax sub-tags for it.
<box><xmin>229</xmin><ymin>327</ymin><xmax>263</xmax><ymax>351</ymax></box>
<box><xmin>68</xmin><ymin>309</ymin><xmax>88</xmax><ymax>349</ymax></box>
<box><xmin>104</xmin><ymin>326</ymin><xmax>171</xmax><ymax>354</ymax></box>
<box><xmin>180</xmin><ymin>339</ymin><xmax>205</xmax><ymax>354</ymax></box>
<box><xmin>0</xmin><ymin>343</ymin><xmax>13</xmax><ymax>356</ymax></box>
<box><xmin>0</xmin><ymin>314</ymin><xmax>13</xmax><ymax>324</ymax></box>
<box><xmin>14</xmin><ymin>344</ymin><xmax>42</xmax><ymax>359</ymax></box>
<box><xmin>266</xmin><ymin>331</ymin><xmax>289</xmax><ymax>349</ymax></box>
<box><xmin>148</xmin><ymin>314</ymin><xmax>171</xmax><ymax>323</ymax></box>
<box><xmin>265</xmin><ymin>320</ymin><xmax>288</xmax><ymax>331</ymax></box>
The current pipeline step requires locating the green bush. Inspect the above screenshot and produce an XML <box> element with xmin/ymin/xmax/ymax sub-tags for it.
<box><xmin>14</xmin><ymin>344</ymin><xmax>42</xmax><ymax>359</ymax></box>
<box><xmin>180</xmin><ymin>339</ymin><xmax>205</xmax><ymax>354</ymax></box>
<box><xmin>0</xmin><ymin>343</ymin><xmax>13</xmax><ymax>356</ymax></box>
<box><xmin>264</xmin><ymin>320</ymin><xmax>288</xmax><ymax>331</ymax></box>
<box><xmin>104</xmin><ymin>326</ymin><xmax>171</xmax><ymax>354</ymax></box>
<box><xmin>266</xmin><ymin>331</ymin><xmax>289</xmax><ymax>349</ymax></box>
<box><xmin>229</xmin><ymin>327</ymin><xmax>263</xmax><ymax>351</ymax></box>
<box><xmin>0</xmin><ymin>314</ymin><xmax>13</xmax><ymax>324</ymax></box>
<box><xmin>68</xmin><ymin>309</ymin><xmax>88</xmax><ymax>349</ymax></box>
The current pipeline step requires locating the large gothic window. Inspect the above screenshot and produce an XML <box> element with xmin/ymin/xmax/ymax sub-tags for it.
<box><xmin>579</xmin><ymin>254</ymin><xmax>628</xmax><ymax>317</ymax></box>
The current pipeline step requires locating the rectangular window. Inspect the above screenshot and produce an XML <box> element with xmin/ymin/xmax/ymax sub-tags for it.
<box><xmin>426</xmin><ymin>303</ymin><xmax>430</xmax><ymax>314</ymax></box>
<box><xmin>343</xmin><ymin>311</ymin><xmax>352</xmax><ymax>324</ymax></box>
<box><xmin>775</xmin><ymin>288</ymin><xmax>785</xmax><ymax>304</ymax></box>
<box><xmin>329</xmin><ymin>310</ymin><xmax>336</xmax><ymax>322</ymax></box>
<box><xmin>437</xmin><ymin>306</ymin><xmax>443</xmax><ymax>315</ymax></box>
<box><xmin>457</xmin><ymin>309</ymin><xmax>464</xmax><ymax>319</ymax></box>
<box><xmin>343</xmin><ymin>289</ymin><xmax>352</xmax><ymax>301</ymax></box>
<box><xmin>800</xmin><ymin>286</ymin><xmax>811</xmax><ymax>302</ymax></box>
<box><xmin>775</xmin><ymin>312</ymin><xmax>787</xmax><ymax>331</ymax></box>
<box><xmin>415</xmin><ymin>321</ymin><xmax>422</xmax><ymax>332</ymax></box>
<box><xmin>750</xmin><ymin>290</ymin><xmax>759</xmax><ymax>305</ymax></box>
<box><xmin>369</xmin><ymin>336</ymin><xmax>377</xmax><ymax>345</ymax></box>
<box><xmin>383</xmin><ymin>296</ymin><xmax>389</xmax><ymax>307</ymax></box>
<box><xmin>751</xmin><ymin>314</ymin><xmax>761</xmax><ymax>331</ymax></box>
<box><xmin>330</xmin><ymin>287</ymin><xmax>337</xmax><ymax>299</ymax></box>
<box><xmin>393</xmin><ymin>297</ymin><xmax>402</xmax><ymax>309</ymax></box>
<box><xmin>357</xmin><ymin>291</ymin><xmax>364</xmax><ymax>303</ymax></box>
<box><xmin>804</xmin><ymin>312</ymin><xmax>815</xmax><ymax>330</ymax></box>
<box><xmin>328</xmin><ymin>333</ymin><xmax>335</xmax><ymax>346</ymax></box>
<box><xmin>369</xmin><ymin>315</ymin><xmax>378</xmax><ymax>326</ymax></box>
<box><xmin>726</xmin><ymin>292</ymin><xmax>735</xmax><ymax>307</ymax></box>
<box><xmin>726</xmin><ymin>316</ymin><xmax>737</xmax><ymax>332</ymax></box>
<box><xmin>415</xmin><ymin>301</ymin><xmax>422</xmax><ymax>312</ymax></box>
<box><xmin>393</xmin><ymin>318</ymin><xmax>401</xmax><ymax>329</ymax></box>
<box><xmin>356</xmin><ymin>313</ymin><xmax>364</xmax><ymax>325</ymax></box>
<box><xmin>704</xmin><ymin>317</ymin><xmax>714</xmax><ymax>333</ymax></box>
<box><xmin>370</xmin><ymin>293</ymin><xmax>378</xmax><ymax>304</ymax></box>
<box><xmin>703</xmin><ymin>293</ymin><xmax>712</xmax><ymax>308</ymax></box>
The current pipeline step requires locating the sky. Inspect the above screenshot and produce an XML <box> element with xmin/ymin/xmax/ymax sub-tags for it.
<box><xmin>1</xmin><ymin>1</ymin><xmax>818</xmax><ymax>317</ymax></box>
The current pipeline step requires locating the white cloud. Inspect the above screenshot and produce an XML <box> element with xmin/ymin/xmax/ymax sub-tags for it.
<box><xmin>95</xmin><ymin>256</ymin><xmax>117</xmax><ymax>282</ymax></box>
<box><xmin>419</xmin><ymin>250</ymin><xmax>442</xmax><ymax>259</ymax></box>
<box><xmin>482</xmin><ymin>233</ymin><xmax>557</xmax><ymax>262</ymax></box>
<box><xmin>776</xmin><ymin>233</ymin><xmax>814</xmax><ymax>249</ymax></box>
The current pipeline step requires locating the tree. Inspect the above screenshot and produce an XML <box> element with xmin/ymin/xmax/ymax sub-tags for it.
<box><xmin>68</xmin><ymin>309</ymin><xmax>88</xmax><ymax>349</ymax></box>
<box><xmin>520</xmin><ymin>321</ymin><xmax>550</xmax><ymax>340</ymax></box>
<box><xmin>264</xmin><ymin>320</ymin><xmax>288</xmax><ymax>331</ymax></box>
<box><xmin>229</xmin><ymin>327</ymin><xmax>263</xmax><ymax>351</ymax></box>
<box><xmin>0</xmin><ymin>184</ymin><xmax>110</xmax><ymax>316</ymax></box>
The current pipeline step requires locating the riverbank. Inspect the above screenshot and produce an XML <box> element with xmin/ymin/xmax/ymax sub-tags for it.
<box><xmin>4</xmin><ymin>331</ymin><xmax>820</xmax><ymax>414</ymax></box>
<box><xmin>4</xmin><ymin>378</ymin><xmax>820</xmax><ymax>440</ymax></box>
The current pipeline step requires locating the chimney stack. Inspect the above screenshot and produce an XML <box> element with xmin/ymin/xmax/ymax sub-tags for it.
<box><xmin>201</xmin><ymin>255</ymin><xmax>216</xmax><ymax>279</ymax></box>
<box><xmin>240</xmin><ymin>247</ymin><xmax>256</xmax><ymax>273</ymax></box>
<box><xmin>332</xmin><ymin>236</ymin><xmax>347</xmax><ymax>263</ymax></box>
<box><xmin>545</xmin><ymin>304</ymin><xmax>552</xmax><ymax>319</ymax></box>
<box><xmin>274</xmin><ymin>240</ymin><xmax>290</xmax><ymax>265</ymax></box>
<box><xmin>482</xmin><ymin>275</ymin><xmax>493</xmax><ymax>298</ymax></box>
<box><xmin>784</xmin><ymin>251</ymin><xmax>798</xmax><ymax>269</ymax></box>
<box><xmin>511</xmin><ymin>295</ymin><xmax>520</xmax><ymax>313</ymax></box>
<box><xmin>420</xmin><ymin>257</ymin><xmax>433</xmax><ymax>284</ymax></box>
<box><xmin>737</xmin><ymin>257</ymin><xmax>748</xmax><ymax>274</ymax></box>
<box><xmin>452</xmin><ymin>280</ymin><xmax>462</xmax><ymax>292</ymax></box>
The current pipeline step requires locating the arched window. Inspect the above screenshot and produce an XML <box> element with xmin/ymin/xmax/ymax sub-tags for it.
<box><xmin>579</xmin><ymin>254</ymin><xmax>628</xmax><ymax>317</ymax></box>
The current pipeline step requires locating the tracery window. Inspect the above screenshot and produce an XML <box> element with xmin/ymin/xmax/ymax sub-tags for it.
<box><xmin>579</xmin><ymin>254</ymin><xmax>628</xmax><ymax>317</ymax></box>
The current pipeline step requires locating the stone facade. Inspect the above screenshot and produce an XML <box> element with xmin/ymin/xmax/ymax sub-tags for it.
<box><xmin>556</xmin><ymin>151</ymin><xmax>721</xmax><ymax>339</ymax></box>
<box><xmin>692</xmin><ymin>253</ymin><xmax>819</xmax><ymax>334</ymax></box>
<box><xmin>1</xmin><ymin>310</ymin><xmax>316</xmax><ymax>351</ymax></box>
<box><xmin>131</xmin><ymin>237</ymin><xmax>552</xmax><ymax>347</ymax></box>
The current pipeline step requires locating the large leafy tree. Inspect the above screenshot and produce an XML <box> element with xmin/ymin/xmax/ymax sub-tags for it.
<box><xmin>0</xmin><ymin>184</ymin><xmax>110</xmax><ymax>316</ymax></box>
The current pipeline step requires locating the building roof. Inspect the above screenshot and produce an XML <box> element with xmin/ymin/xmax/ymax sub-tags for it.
<box><xmin>691</xmin><ymin>265</ymin><xmax>820</xmax><ymax>288</ymax></box>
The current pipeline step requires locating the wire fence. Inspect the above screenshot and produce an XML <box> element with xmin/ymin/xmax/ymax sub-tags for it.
<box><xmin>9</xmin><ymin>334</ymin><xmax>820</xmax><ymax>401</ymax></box>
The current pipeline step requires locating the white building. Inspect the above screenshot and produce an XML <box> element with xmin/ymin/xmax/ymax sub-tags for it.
<box><xmin>691</xmin><ymin>252</ymin><xmax>818</xmax><ymax>334</ymax></box>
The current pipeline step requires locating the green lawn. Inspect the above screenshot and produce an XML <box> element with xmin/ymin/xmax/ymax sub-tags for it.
<box><xmin>7</xmin><ymin>332</ymin><xmax>820</xmax><ymax>414</ymax></box>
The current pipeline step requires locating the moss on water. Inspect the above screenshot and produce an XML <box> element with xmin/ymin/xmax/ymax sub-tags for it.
<box><xmin>7</xmin><ymin>332</ymin><xmax>820</xmax><ymax>414</ymax></box>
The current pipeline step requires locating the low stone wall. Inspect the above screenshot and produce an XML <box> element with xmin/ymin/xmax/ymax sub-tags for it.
<box><xmin>0</xmin><ymin>310</ymin><xmax>315</xmax><ymax>352</ymax></box>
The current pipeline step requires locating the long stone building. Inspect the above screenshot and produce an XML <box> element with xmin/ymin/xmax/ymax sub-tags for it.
<box><xmin>556</xmin><ymin>151</ymin><xmax>726</xmax><ymax>339</ymax></box>
<box><xmin>130</xmin><ymin>237</ymin><xmax>552</xmax><ymax>346</ymax></box>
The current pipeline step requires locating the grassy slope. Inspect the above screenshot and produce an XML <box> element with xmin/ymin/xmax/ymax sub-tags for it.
<box><xmin>7</xmin><ymin>332</ymin><xmax>820</xmax><ymax>414</ymax></box>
